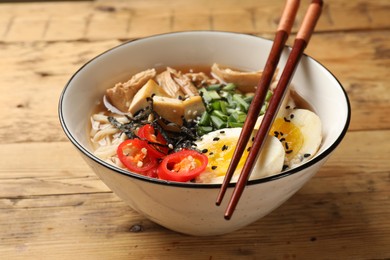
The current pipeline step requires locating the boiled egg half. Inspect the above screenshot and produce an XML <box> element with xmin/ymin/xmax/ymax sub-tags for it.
<box><xmin>194</xmin><ymin>128</ymin><xmax>285</xmax><ymax>184</ymax></box>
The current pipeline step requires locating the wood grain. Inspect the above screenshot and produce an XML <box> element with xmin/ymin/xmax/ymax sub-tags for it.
<box><xmin>0</xmin><ymin>0</ymin><xmax>389</xmax><ymax>259</ymax></box>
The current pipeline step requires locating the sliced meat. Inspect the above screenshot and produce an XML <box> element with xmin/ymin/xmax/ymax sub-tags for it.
<box><xmin>106</xmin><ymin>68</ymin><xmax>156</xmax><ymax>112</ymax></box>
<box><xmin>167</xmin><ymin>67</ymin><xmax>199</xmax><ymax>97</ymax></box>
<box><xmin>211</xmin><ymin>63</ymin><xmax>266</xmax><ymax>93</ymax></box>
<box><xmin>184</xmin><ymin>72</ymin><xmax>218</xmax><ymax>87</ymax></box>
<box><xmin>156</xmin><ymin>69</ymin><xmax>184</xmax><ymax>98</ymax></box>
<box><xmin>156</xmin><ymin>67</ymin><xmax>200</xmax><ymax>98</ymax></box>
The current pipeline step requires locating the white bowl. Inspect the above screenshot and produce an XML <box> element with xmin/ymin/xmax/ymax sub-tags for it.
<box><xmin>59</xmin><ymin>31</ymin><xmax>350</xmax><ymax>236</ymax></box>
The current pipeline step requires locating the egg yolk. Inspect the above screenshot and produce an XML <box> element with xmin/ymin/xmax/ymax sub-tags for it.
<box><xmin>205</xmin><ymin>137</ymin><xmax>250</xmax><ymax>177</ymax></box>
<box><xmin>270</xmin><ymin>117</ymin><xmax>303</xmax><ymax>161</ymax></box>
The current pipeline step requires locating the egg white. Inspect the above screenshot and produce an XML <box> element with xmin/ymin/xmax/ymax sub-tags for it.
<box><xmin>195</xmin><ymin>128</ymin><xmax>285</xmax><ymax>184</ymax></box>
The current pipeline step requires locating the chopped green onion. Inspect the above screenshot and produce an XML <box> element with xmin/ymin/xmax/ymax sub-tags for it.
<box><xmin>211</xmin><ymin>110</ymin><xmax>228</xmax><ymax>120</ymax></box>
<box><xmin>211</xmin><ymin>100</ymin><xmax>221</xmax><ymax>111</ymax></box>
<box><xmin>208</xmin><ymin>90</ymin><xmax>221</xmax><ymax>100</ymax></box>
<box><xmin>199</xmin><ymin>88</ymin><xmax>213</xmax><ymax>103</ymax></box>
<box><xmin>198</xmin><ymin>111</ymin><xmax>211</xmax><ymax>126</ymax></box>
<box><xmin>220</xmin><ymin>101</ymin><xmax>228</xmax><ymax>114</ymax></box>
<box><xmin>228</xmin><ymin>122</ymin><xmax>244</xmax><ymax>128</ymax></box>
<box><xmin>222</xmin><ymin>83</ymin><xmax>236</xmax><ymax>91</ymax></box>
<box><xmin>230</xmin><ymin>111</ymin><xmax>247</xmax><ymax>123</ymax></box>
<box><xmin>233</xmin><ymin>94</ymin><xmax>250</xmax><ymax>112</ymax></box>
<box><xmin>206</xmin><ymin>84</ymin><xmax>222</xmax><ymax>91</ymax></box>
<box><xmin>197</xmin><ymin>126</ymin><xmax>213</xmax><ymax>135</ymax></box>
<box><xmin>266</xmin><ymin>90</ymin><xmax>272</xmax><ymax>101</ymax></box>
<box><xmin>210</xmin><ymin>115</ymin><xmax>226</xmax><ymax>129</ymax></box>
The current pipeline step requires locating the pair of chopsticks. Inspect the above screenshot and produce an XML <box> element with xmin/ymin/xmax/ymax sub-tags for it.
<box><xmin>216</xmin><ymin>0</ymin><xmax>323</xmax><ymax>220</ymax></box>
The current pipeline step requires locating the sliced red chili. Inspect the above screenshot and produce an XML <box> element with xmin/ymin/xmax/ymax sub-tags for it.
<box><xmin>117</xmin><ymin>139</ymin><xmax>158</xmax><ymax>174</ymax></box>
<box><xmin>157</xmin><ymin>149</ymin><xmax>208</xmax><ymax>182</ymax></box>
<box><xmin>137</xmin><ymin>124</ymin><xmax>169</xmax><ymax>158</ymax></box>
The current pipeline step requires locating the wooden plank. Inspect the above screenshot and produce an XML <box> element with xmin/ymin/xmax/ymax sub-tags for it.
<box><xmin>0</xmin><ymin>181</ymin><xmax>388</xmax><ymax>259</ymax></box>
<box><xmin>3</xmin><ymin>15</ymin><xmax>48</xmax><ymax>42</ymax></box>
<box><xmin>127</xmin><ymin>9</ymin><xmax>172</xmax><ymax>38</ymax></box>
<box><xmin>211</xmin><ymin>9</ymin><xmax>255</xmax><ymax>32</ymax></box>
<box><xmin>87</xmin><ymin>10</ymin><xmax>130</xmax><ymax>40</ymax></box>
<box><xmin>172</xmin><ymin>9</ymin><xmax>211</xmax><ymax>32</ymax></box>
<box><xmin>0</xmin><ymin>0</ymin><xmax>389</xmax><ymax>42</ymax></box>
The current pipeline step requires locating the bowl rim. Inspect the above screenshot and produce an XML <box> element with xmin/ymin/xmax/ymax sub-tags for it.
<box><xmin>58</xmin><ymin>30</ymin><xmax>351</xmax><ymax>189</ymax></box>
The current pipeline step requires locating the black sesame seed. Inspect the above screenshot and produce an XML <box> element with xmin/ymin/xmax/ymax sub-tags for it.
<box><xmin>213</xmin><ymin>137</ymin><xmax>220</xmax><ymax>141</ymax></box>
<box><xmin>251</xmin><ymin>137</ymin><xmax>255</xmax><ymax>142</ymax></box>
<box><xmin>280</xmin><ymin>138</ymin><xmax>286</xmax><ymax>142</ymax></box>
<box><xmin>290</xmin><ymin>114</ymin><xmax>295</xmax><ymax>119</ymax></box>
<box><xmin>211</xmin><ymin>166</ymin><xmax>218</xmax><ymax>170</ymax></box>
<box><xmin>304</xmin><ymin>153</ymin><xmax>311</xmax><ymax>158</ymax></box>
<box><xmin>247</xmin><ymin>146</ymin><xmax>251</xmax><ymax>152</ymax></box>
<box><xmin>178</xmin><ymin>95</ymin><xmax>183</xmax><ymax>100</ymax></box>
<box><xmin>220</xmin><ymin>130</ymin><xmax>225</xmax><ymax>134</ymax></box>
<box><xmin>274</xmin><ymin>131</ymin><xmax>279</xmax><ymax>136</ymax></box>
<box><xmin>286</xmin><ymin>105</ymin><xmax>290</xmax><ymax>109</ymax></box>
<box><xmin>222</xmin><ymin>145</ymin><xmax>228</xmax><ymax>151</ymax></box>
<box><xmin>284</xmin><ymin>117</ymin><xmax>291</xmax><ymax>122</ymax></box>
<box><xmin>280</xmin><ymin>132</ymin><xmax>284</xmax><ymax>136</ymax></box>
<box><xmin>285</xmin><ymin>142</ymin><xmax>289</xmax><ymax>149</ymax></box>
<box><xmin>201</xmin><ymin>149</ymin><xmax>208</xmax><ymax>153</ymax></box>
<box><xmin>209</xmin><ymin>152</ymin><xmax>214</xmax><ymax>156</ymax></box>
<box><xmin>286</xmin><ymin>150</ymin><xmax>293</xmax><ymax>154</ymax></box>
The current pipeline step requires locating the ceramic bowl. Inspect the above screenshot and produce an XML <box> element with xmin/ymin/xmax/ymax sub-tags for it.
<box><xmin>59</xmin><ymin>31</ymin><xmax>350</xmax><ymax>236</ymax></box>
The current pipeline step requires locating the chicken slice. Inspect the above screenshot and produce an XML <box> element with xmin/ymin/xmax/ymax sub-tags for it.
<box><xmin>106</xmin><ymin>68</ymin><xmax>156</xmax><ymax>112</ymax></box>
<box><xmin>156</xmin><ymin>69</ymin><xmax>184</xmax><ymax>98</ymax></box>
<box><xmin>184</xmin><ymin>72</ymin><xmax>219</xmax><ymax>87</ymax></box>
<box><xmin>167</xmin><ymin>67</ymin><xmax>199</xmax><ymax>97</ymax></box>
<box><xmin>211</xmin><ymin>63</ymin><xmax>267</xmax><ymax>93</ymax></box>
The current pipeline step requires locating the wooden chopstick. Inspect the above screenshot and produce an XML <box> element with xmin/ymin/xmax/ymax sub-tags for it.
<box><xmin>216</xmin><ymin>0</ymin><xmax>300</xmax><ymax>207</ymax></box>
<box><xmin>216</xmin><ymin>0</ymin><xmax>300</xmax><ymax>206</ymax></box>
<box><xmin>220</xmin><ymin>0</ymin><xmax>323</xmax><ymax>220</ymax></box>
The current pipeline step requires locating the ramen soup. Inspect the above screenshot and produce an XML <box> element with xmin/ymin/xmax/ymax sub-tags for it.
<box><xmin>89</xmin><ymin>64</ymin><xmax>322</xmax><ymax>184</ymax></box>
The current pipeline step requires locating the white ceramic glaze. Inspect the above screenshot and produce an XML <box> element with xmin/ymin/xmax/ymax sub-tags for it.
<box><xmin>59</xmin><ymin>31</ymin><xmax>350</xmax><ymax>236</ymax></box>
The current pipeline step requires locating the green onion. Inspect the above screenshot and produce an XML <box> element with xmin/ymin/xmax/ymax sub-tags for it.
<box><xmin>266</xmin><ymin>90</ymin><xmax>272</xmax><ymax>101</ymax></box>
<box><xmin>222</xmin><ymin>83</ymin><xmax>236</xmax><ymax>91</ymax></box>
<box><xmin>197</xmin><ymin>126</ymin><xmax>213</xmax><ymax>135</ymax></box>
<box><xmin>198</xmin><ymin>111</ymin><xmax>211</xmax><ymax>126</ymax></box>
<box><xmin>208</xmin><ymin>90</ymin><xmax>221</xmax><ymax>100</ymax></box>
<box><xmin>230</xmin><ymin>110</ymin><xmax>247</xmax><ymax>123</ymax></box>
<box><xmin>210</xmin><ymin>115</ymin><xmax>226</xmax><ymax>129</ymax></box>
<box><xmin>197</xmin><ymin>81</ymin><xmax>271</xmax><ymax>135</ymax></box>
<box><xmin>228</xmin><ymin>122</ymin><xmax>244</xmax><ymax>128</ymax></box>
<box><xmin>220</xmin><ymin>101</ymin><xmax>228</xmax><ymax>114</ymax></box>
<box><xmin>199</xmin><ymin>88</ymin><xmax>213</xmax><ymax>103</ymax></box>
<box><xmin>211</xmin><ymin>110</ymin><xmax>228</xmax><ymax>120</ymax></box>
<box><xmin>211</xmin><ymin>100</ymin><xmax>221</xmax><ymax>111</ymax></box>
<box><xmin>233</xmin><ymin>94</ymin><xmax>250</xmax><ymax>112</ymax></box>
<box><xmin>206</xmin><ymin>84</ymin><xmax>222</xmax><ymax>91</ymax></box>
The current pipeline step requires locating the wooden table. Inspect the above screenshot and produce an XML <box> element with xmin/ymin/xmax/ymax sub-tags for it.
<box><xmin>0</xmin><ymin>0</ymin><xmax>389</xmax><ymax>259</ymax></box>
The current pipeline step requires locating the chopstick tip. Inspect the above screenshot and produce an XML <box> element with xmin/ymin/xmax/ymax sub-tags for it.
<box><xmin>312</xmin><ymin>0</ymin><xmax>323</xmax><ymax>6</ymax></box>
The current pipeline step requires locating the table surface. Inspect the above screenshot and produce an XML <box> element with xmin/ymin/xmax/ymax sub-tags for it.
<box><xmin>0</xmin><ymin>0</ymin><xmax>389</xmax><ymax>259</ymax></box>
